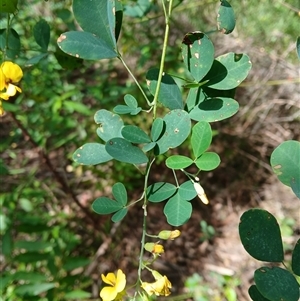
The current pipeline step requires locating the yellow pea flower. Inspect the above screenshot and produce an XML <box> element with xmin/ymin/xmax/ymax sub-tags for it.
<box><xmin>100</xmin><ymin>269</ymin><xmax>126</xmax><ymax>301</ymax></box>
<box><xmin>0</xmin><ymin>61</ymin><xmax>23</xmax><ymax>115</ymax></box>
<box><xmin>141</xmin><ymin>271</ymin><xmax>172</xmax><ymax>297</ymax></box>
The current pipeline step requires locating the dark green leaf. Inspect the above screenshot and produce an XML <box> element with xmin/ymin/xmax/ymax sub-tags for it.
<box><xmin>2</xmin><ymin>230</ymin><xmax>12</xmax><ymax>256</ymax></box>
<box><xmin>217</xmin><ymin>0</ymin><xmax>236</xmax><ymax>34</ymax></box>
<box><xmin>178</xmin><ymin>181</ymin><xmax>197</xmax><ymax>201</ymax></box>
<box><xmin>54</xmin><ymin>46</ymin><xmax>83</xmax><ymax>70</ymax></box>
<box><xmin>26</xmin><ymin>53</ymin><xmax>49</xmax><ymax>66</ymax></box>
<box><xmin>248</xmin><ymin>285</ymin><xmax>270</xmax><ymax>301</ymax></box>
<box><xmin>0</xmin><ymin>28</ymin><xmax>21</xmax><ymax>59</ymax></box>
<box><xmin>155</xmin><ymin>110</ymin><xmax>191</xmax><ymax>154</ymax></box>
<box><xmin>105</xmin><ymin>138</ymin><xmax>148</xmax><ymax>164</ymax></box>
<box><xmin>296</xmin><ymin>36</ymin><xmax>300</xmax><ymax>60</ymax></box>
<box><xmin>164</xmin><ymin>193</ymin><xmax>192</xmax><ymax>226</ymax></box>
<box><xmin>146</xmin><ymin>69</ymin><xmax>184</xmax><ymax>110</ymax></box>
<box><xmin>195</xmin><ymin>152</ymin><xmax>220</xmax><ymax>171</ymax></box>
<box><xmin>165</xmin><ymin>155</ymin><xmax>193</xmax><ymax>169</ymax></box>
<box><xmin>191</xmin><ymin>121</ymin><xmax>212</xmax><ymax>158</ymax></box>
<box><xmin>112</xmin><ymin>208</ymin><xmax>128</xmax><ymax>222</ymax></box>
<box><xmin>147</xmin><ymin>182</ymin><xmax>177</xmax><ymax>202</ymax></box>
<box><xmin>73</xmin><ymin>143</ymin><xmax>113</xmax><ymax>165</ymax></box>
<box><xmin>270</xmin><ymin>140</ymin><xmax>300</xmax><ymax>195</ymax></box>
<box><xmin>203</xmin><ymin>53</ymin><xmax>252</xmax><ymax>89</ymax></box>
<box><xmin>189</xmin><ymin>95</ymin><xmax>239</xmax><ymax>122</ymax></box>
<box><xmin>15</xmin><ymin>240</ymin><xmax>53</xmax><ymax>252</ymax></box>
<box><xmin>15</xmin><ymin>283</ymin><xmax>56</xmax><ymax>296</ymax></box>
<box><xmin>151</xmin><ymin>118</ymin><xmax>164</xmax><ymax>141</ymax></box>
<box><xmin>292</xmin><ymin>239</ymin><xmax>300</xmax><ymax>276</ymax></box>
<box><xmin>95</xmin><ymin>109</ymin><xmax>124</xmax><ymax>141</ymax></box>
<box><xmin>121</xmin><ymin>125</ymin><xmax>151</xmax><ymax>143</ymax></box>
<box><xmin>239</xmin><ymin>209</ymin><xmax>284</xmax><ymax>262</ymax></box>
<box><xmin>125</xmin><ymin>0</ymin><xmax>152</xmax><ymax>17</ymax></box>
<box><xmin>0</xmin><ymin>0</ymin><xmax>18</xmax><ymax>13</ymax></box>
<box><xmin>73</xmin><ymin>0</ymin><xmax>116</xmax><ymax>48</ymax></box>
<box><xmin>254</xmin><ymin>267</ymin><xmax>299</xmax><ymax>301</ymax></box>
<box><xmin>112</xmin><ymin>182</ymin><xmax>127</xmax><ymax>206</ymax></box>
<box><xmin>182</xmin><ymin>32</ymin><xmax>214</xmax><ymax>82</ymax></box>
<box><xmin>124</xmin><ymin>94</ymin><xmax>138</xmax><ymax>108</ymax></box>
<box><xmin>15</xmin><ymin>252</ymin><xmax>50</xmax><ymax>263</ymax></box>
<box><xmin>63</xmin><ymin>257</ymin><xmax>90</xmax><ymax>271</ymax></box>
<box><xmin>92</xmin><ymin>197</ymin><xmax>123</xmax><ymax>214</ymax></box>
<box><xmin>33</xmin><ymin>19</ymin><xmax>50</xmax><ymax>51</ymax></box>
<box><xmin>57</xmin><ymin>31</ymin><xmax>117</xmax><ymax>60</ymax></box>
<box><xmin>115</xmin><ymin>0</ymin><xmax>123</xmax><ymax>41</ymax></box>
<box><xmin>12</xmin><ymin>271</ymin><xmax>48</xmax><ymax>283</ymax></box>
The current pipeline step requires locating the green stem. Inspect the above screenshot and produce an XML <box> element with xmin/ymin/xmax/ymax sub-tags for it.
<box><xmin>137</xmin><ymin>157</ymin><xmax>156</xmax><ymax>281</ymax></box>
<box><xmin>118</xmin><ymin>54</ymin><xmax>151</xmax><ymax>106</ymax></box>
<box><xmin>152</xmin><ymin>0</ymin><xmax>174</xmax><ymax>119</ymax></box>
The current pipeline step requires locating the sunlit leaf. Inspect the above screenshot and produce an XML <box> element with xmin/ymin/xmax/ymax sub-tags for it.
<box><xmin>217</xmin><ymin>0</ymin><xmax>235</xmax><ymax>34</ymax></box>
<box><xmin>191</xmin><ymin>121</ymin><xmax>212</xmax><ymax>158</ymax></box>
<box><xmin>166</xmin><ymin>155</ymin><xmax>193</xmax><ymax>169</ymax></box>
<box><xmin>147</xmin><ymin>182</ymin><xmax>177</xmax><ymax>202</ymax></box>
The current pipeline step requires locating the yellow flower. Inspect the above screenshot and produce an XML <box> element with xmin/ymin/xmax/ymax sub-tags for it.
<box><xmin>100</xmin><ymin>269</ymin><xmax>126</xmax><ymax>301</ymax></box>
<box><xmin>141</xmin><ymin>271</ymin><xmax>172</xmax><ymax>297</ymax></box>
<box><xmin>0</xmin><ymin>61</ymin><xmax>23</xmax><ymax>114</ymax></box>
<box><xmin>144</xmin><ymin>242</ymin><xmax>164</xmax><ymax>255</ymax></box>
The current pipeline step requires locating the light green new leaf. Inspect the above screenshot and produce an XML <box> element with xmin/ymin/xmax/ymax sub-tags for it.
<box><xmin>73</xmin><ymin>0</ymin><xmax>116</xmax><ymax>48</ymax></box>
<box><xmin>33</xmin><ymin>19</ymin><xmax>50</xmax><ymax>51</ymax></box>
<box><xmin>65</xmin><ymin>290</ymin><xmax>92</xmax><ymax>299</ymax></box>
<box><xmin>178</xmin><ymin>181</ymin><xmax>197</xmax><ymax>201</ymax></box>
<box><xmin>146</xmin><ymin>69</ymin><xmax>184</xmax><ymax>110</ymax></box>
<box><xmin>105</xmin><ymin>138</ymin><xmax>148</xmax><ymax>164</ymax></box>
<box><xmin>73</xmin><ymin>143</ymin><xmax>113</xmax><ymax>165</ymax></box>
<box><xmin>166</xmin><ymin>155</ymin><xmax>193</xmax><ymax>169</ymax></box>
<box><xmin>270</xmin><ymin>140</ymin><xmax>300</xmax><ymax>198</ymax></box>
<box><xmin>121</xmin><ymin>125</ymin><xmax>151</xmax><ymax>144</ymax></box>
<box><xmin>203</xmin><ymin>53</ymin><xmax>252</xmax><ymax>89</ymax></box>
<box><xmin>239</xmin><ymin>209</ymin><xmax>284</xmax><ymax>262</ymax></box>
<box><xmin>156</xmin><ymin>110</ymin><xmax>191</xmax><ymax>154</ymax></box>
<box><xmin>92</xmin><ymin>197</ymin><xmax>124</xmax><ymax>214</ymax></box>
<box><xmin>14</xmin><ymin>283</ymin><xmax>56</xmax><ymax>296</ymax></box>
<box><xmin>189</xmin><ymin>95</ymin><xmax>239</xmax><ymax>122</ymax></box>
<box><xmin>195</xmin><ymin>152</ymin><xmax>220</xmax><ymax>171</ymax></box>
<box><xmin>191</xmin><ymin>121</ymin><xmax>212</xmax><ymax>158</ymax></box>
<box><xmin>182</xmin><ymin>31</ymin><xmax>215</xmax><ymax>82</ymax></box>
<box><xmin>57</xmin><ymin>31</ymin><xmax>117</xmax><ymax>60</ymax></box>
<box><xmin>255</xmin><ymin>267</ymin><xmax>299</xmax><ymax>301</ymax></box>
<box><xmin>95</xmin><ymin>109</ymin><xmax>124</xmax><ymax>142</ymax></box>
<box><xmin>112</xmin><ymin>183</ymin><xmax>127</xmax><ymax>206</ymax></box>
<box><xmin>217</xmin><ymin>0</ymin><xmax>235</xmax><ymax>34</ymax></box>
<box><xmin>147</xmin><ymin>182</ymin><xmax>177</xmax><ymax>202</ymax></box>
<box><xmin>164</xmin><ymin>193</ymin><xmax>192</xmax><ymax>226</ymax></box>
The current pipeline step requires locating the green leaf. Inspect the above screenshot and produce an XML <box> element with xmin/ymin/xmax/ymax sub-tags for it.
<box><xmin>191</xmin><ymin>121</ymin><xmax>212</xmax><ymax>158</ymax></box>
<box><xmin>270</xmin><ymin>140</ymin><xmax>300</xmax><ymax>197</ymax></box>
<box><xmin>33</xmin><ymin>19</ymin><xmax>50</xmax><ymax>51</ymax></box>
<box><xmin>112</xmin><ymin>208</ymin><xmax>128</xmax><ymax>222</ymax></box>
<box><xmin>217</xmin><ymin>0</ymin><xmax>236</xmax><ymax>34</ymax></box>
<box><xmin>164</xmin><ymin>193</ymin><xmax>192</xmax><ymax>226</ymax></box>
<box><xmin>155</xmin><ymin>110</ymin><xmax>191</xmax><ymax>154</ymax></box>
<box><xmin>181</xmin><ymin>32</ymin><xmax>215</xmax><ymax>82</ymax></box>
<box><xmin>178</xmin><ymin>181</ymin><xmax>197</xmax><ymax>201</ymax></box>
<box><xmin>92</xmin><ymin>197</ymin><xmax>124</xmax><ymax>214</ymax></box>
<box><xmin>112</xmin><ymin>183</ymin><xmax>127</xmax><ymax>206</ymax></box>
<box><xmin>15</xmin><ymin>252</ymin><xmax>51</xmax><ymax>263</ymax></box>
<box><xmin>146</xmin><ymin>69</ymin><xmax>184</xmax><ymax>110</ymax></box>
<box><xmin>125</xmin><ymin>0</ymin><xmax>152</xmax><ymax>17</ymax></box>
<box><xmin>57</xmin><ymin>31</ymin><xmax>117</xmax><ymax>60</ymax></box>
<box><xmin>26</xmin><ymin>53</ymin><xmax>49</xmax><ymax>66</ymax></box>
<box><xmin>239</xmin><ymin>209</ymin><xmax>284</xmax><ymax>262</ymax></box>
<box><xmin>94</xmin><ymin>109</ymin><xmax>124</xmax><ymax>142</ymax></box>
<box><xmin>147</xmin><ymin>182</ymin><xmax>177</xmax><ymax>202</ymax></box>
<box><xmin>186</xmin><ymin>86</ymin><xmax>206</xmax><ymax>112</ymax></box>
<box><xmin>12</xmin><ymin>271</ymin><xmax>48</xmax><ymax>283</ymax></box>
<box><xmin>165</xmin><ymin>155</ymin><xmax>193</xmax><ymax>169</ymax></box>
<box><xmin>203</xmin><ymin>53</ymin><xmax>252</xmax><ymax>89</ymax></box>
<box><xmin>15</xmin><ymin>240</ymin><xmax>53</xmax><ymax>252</ymax></box>
<box><xmin>0</xmin><ymin>0</ymin><xmax>18</xmax><ymax>13</ymax></box>
<box><xmin>195</xmin><ymin>152</ymin><xmax>220</xmax><ymax>171</ymax></box>
<box><xmin>73</xmin><ymin>143</ymin><xmax>113</xmax><ymax>165</ymax></box>
<box><xmin>297</xmin><ymin>37</ymin><xmax>300</xmax><ymax>60</ymax></box>
<box><xmin>15</xmin><ymin>283</ymin><xmax>56</xmax><ymax>296</ymax></box>
<box><xmin>151</xmin><ymin>118</ymin><xmax>164</xmax><ymax>141</ymax></box>
<box><xmin>121</xmin><ymin>125</ymin><xmax>151</xmax><ymax>144</ymax></box>
<box><xmin>54</xmin><ymin>47</ymin><xmax>83</xmax><ymax>70</ymax></box>
<box><xmin>124</xmin><ymin>94</ymin><xmax>138</xmax><ymax>108</ymax></box>
<box><xmin>115</xmin><ymin>0</ymin><xmax>123</xmax><ymax>42</ymax></box>
<box><xmin>142</xmin><ymin>142</ymin><xmax>156</xmax><ymax>152</ymax></box>
<box><xmin>73</xmin><ymin>0</ymin><xmax>116</xmax><ymax>48</ymax></box>
<box><xmin>254</xmin><ymin>267</ymin><xmax>299</xmax><ymax>301</ymax></box>
<box><xmin>248</xmin><ymin>285</ymin><xmax>270</xmax><ymax>301</ymax></box>
<box><xmin>189</xmin><ymin>95</ymin><xmax>239</xmax><ymax>122</ymax></box>
<box><xmin>105</xmin><ymin>138</ymin><xmax>148</xmax><ymax>164</ymax></box>
<box><xmin>65</xmin><ymin>290</ymin><xmax>92</xmax><ymax>299</ymax></box>
<box><xmin>63</xmin><ymin>257</ymin><xmax>90</xmax><ymax>271</ymax></box>
<box><xmin>0</xmin><ymin>28</ymin><xmax>21</xmax><ymax>59</ymax></box>
<box><xmin>292</xmin><ymin>239</ymin><xmax>300</xmax><ymax>276</ymax></box>
<box><xmin>2</xmin><ymin>230</ymin><xmax>12</xmax><ymax>256</ymax></box>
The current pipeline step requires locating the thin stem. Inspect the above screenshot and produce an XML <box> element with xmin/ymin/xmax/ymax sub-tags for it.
<box><xmin>118</xmin><ymin>54</ymin><xmax>151</xmax><ymax>106</ymax></box>
<box><xmin>172</xmin><ymin>169</ymin><xmax>179</xmax><ymax>187</ymax></box>
<box><xmin>152</xmin><ymin>0</ymin><xmax>174</xmax><ymax>119</ymax></box>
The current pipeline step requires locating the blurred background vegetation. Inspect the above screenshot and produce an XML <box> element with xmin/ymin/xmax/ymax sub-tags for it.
<box><xmin>1</xmin><ymin>0</ymin><xmax>299</xmax><ymax>300</ymax></box>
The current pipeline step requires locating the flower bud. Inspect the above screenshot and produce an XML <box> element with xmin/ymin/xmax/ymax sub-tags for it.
<box><xmin>193</xmin><ymin>182</ymin><xmax>209</xmax><ymax>204</ymax></box>
<box><xmin>158</xmin><ymin>230</ymin><xmax>181</xmax><ymax>240</ymax></box>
